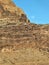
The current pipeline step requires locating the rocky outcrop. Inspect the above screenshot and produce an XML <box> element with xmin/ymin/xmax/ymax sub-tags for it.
<box><xmin>0</xmin><ymin>0</ymin><xmax>49</xmax><ymax>53</ymax></box>
<box><xmin>0</xmin><ymin>0</ymin><xmax>29</xmax><ymax>24</ymax></box>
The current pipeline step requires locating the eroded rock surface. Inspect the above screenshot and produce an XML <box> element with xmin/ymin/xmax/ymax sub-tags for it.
<box><xmin>0</xmin><ymin>0</ymin><xmax>49</xmax><ymax>65</ymax></box>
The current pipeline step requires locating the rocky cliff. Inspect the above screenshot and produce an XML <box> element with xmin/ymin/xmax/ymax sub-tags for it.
<box><xmin>0</xmin><ymin>0</ymin><xmax>49</xmax><ymax>65</ymax></box>
<box><xmin>0</xmin><ymin>0</ymin><xmax>24</xmax><ymax>17</ymax></box>
<box><xmin>0</xmin><ymin>0</ymin><xmax>49</xmax><ymax>53</ymax></box>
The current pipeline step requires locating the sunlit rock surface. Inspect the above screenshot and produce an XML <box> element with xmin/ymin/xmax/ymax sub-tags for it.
<box><xmin>0</xmin><ymin>0</ymin><xmax>49</xmax><ymax>65</ymax></box>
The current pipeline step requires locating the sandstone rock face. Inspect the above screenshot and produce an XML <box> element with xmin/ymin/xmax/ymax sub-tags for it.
<box><xmin>0</xmin><ymin>0</ymin><xmax>24</xmax><ymax>17</ymax></box>
<box><xmin>0</xmin><ymin>0</ymin><xmax>49</xmax><ymax>52</ymax></box>
<box><xmin>0</xmin><ymin>0</ymin><xmax>49</xmax><ymax>65</ymax></box>
<box><xmin>0</xmin><ymin>0</ymin><xmax>29</xmax><ymax>24</ymax></box>
<box><xmin>0</xmin><ymin>0</ymin><xmax>29</xmax><ymax>51</ymax></box>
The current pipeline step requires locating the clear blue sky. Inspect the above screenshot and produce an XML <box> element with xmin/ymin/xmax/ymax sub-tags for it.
<box><xmin>13</xmin><ymin>0</ymin><xmax>49</xmax><ymax>24</ymax></box>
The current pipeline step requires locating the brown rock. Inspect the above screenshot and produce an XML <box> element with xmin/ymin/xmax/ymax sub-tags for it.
<box><xmin>0</xmin><ymin>0</ymin><xmax>49</xmax><ymax>52</ymax></box>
